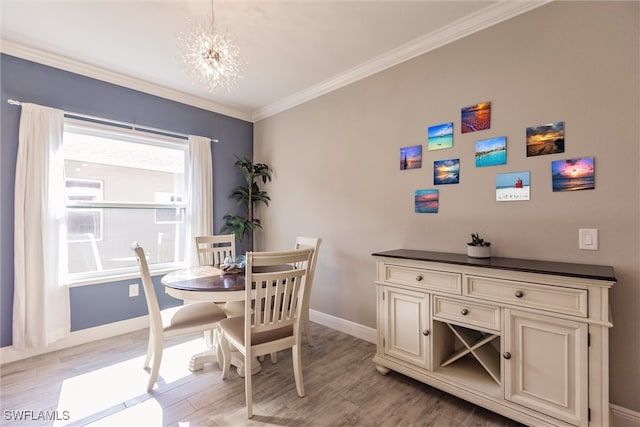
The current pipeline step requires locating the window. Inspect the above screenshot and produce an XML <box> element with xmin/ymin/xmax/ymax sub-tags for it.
<box><xmin>63</xmin><ymin>119</ymin><xmax>188</xmax><ymax>281</ymax></box>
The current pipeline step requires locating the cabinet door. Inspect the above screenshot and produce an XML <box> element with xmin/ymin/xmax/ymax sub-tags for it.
<box><xmin>383</xmin><ymin>286</ymin><xmax>430</xmax><ymax>369</ymax></box>
<box><xmin>504</xmin><ymin>309</ymin><xmax>588</xmax><ymax>426</ymax></box>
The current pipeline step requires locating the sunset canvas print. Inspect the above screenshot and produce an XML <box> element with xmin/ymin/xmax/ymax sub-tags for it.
<box><xmin>415</xmin><ymin>189</ymin><xmax>439</xmax><ymax>213</ymax></box>
<box><xmin>427</xmin><ymin>122</ymin><xmax>453</xmax><ymax>151</ymax></box>
<box><xmin>461</xmin><ymin>102</ymin><xmax>491</xmax><ymax>133</ymax></box>
<box><xmin>526</xmin><ymin>121</ymin><xmax>565</xmax><ymax>156</ymax></box>
<box><xmin>551</xmin><ymin>157</ymin><xmax>595</xmax><ymax>192</ymax></box>
<box><xmin>496</xmin><ymin>171</ymin><xmax>530</xmax><ymax>201</ymax></box>
<box><xmin>475</xmin><ymin>136</ymin><xmax>507</xmax><ymax>167</ymax></box>
<box><xmin>400</xmin><ymin>145</ymin><xmax>422</xmax><ymax>170</ymax></box>
<box><xmin>434</xmin><ymin>159</ymin><xmax>460</xmax><ymax>185</ymax></box>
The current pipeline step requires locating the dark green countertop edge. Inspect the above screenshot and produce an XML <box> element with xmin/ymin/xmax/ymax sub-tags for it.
<box><xmin>372</xmin><ymin>249</ymin><xmax>617</xmax><ymax>282</ymax></box>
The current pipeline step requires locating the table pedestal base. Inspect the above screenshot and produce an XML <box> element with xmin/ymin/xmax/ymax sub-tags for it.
<box><xmin>188</xmin><ymin>346</ymin><xmax>261</xmax><ymax>377</ymax></box>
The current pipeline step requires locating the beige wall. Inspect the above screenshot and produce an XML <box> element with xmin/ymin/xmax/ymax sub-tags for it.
<box><xmin>254</xmin><ymin>2</ymin><xmax>639</xmax><ymax>412</ymax></box>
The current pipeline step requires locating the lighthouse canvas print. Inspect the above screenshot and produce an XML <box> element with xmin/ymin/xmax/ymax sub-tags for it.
<box><xmin>551</xmin><ymin>157</ymin><xmax>595</xmax><ymax>191</ymax></box>
<box><xmin>400</xmin><ymin>145</ymin><xmax>422</xmax><ymax>170</ymax></box>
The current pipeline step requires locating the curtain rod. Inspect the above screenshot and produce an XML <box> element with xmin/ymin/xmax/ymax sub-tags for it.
<box><xmin>6</xmin><ymin>99</ymin><xmax>219</xmax><ymax>143</ymax></box>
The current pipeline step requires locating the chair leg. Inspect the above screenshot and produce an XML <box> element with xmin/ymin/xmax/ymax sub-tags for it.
<box><xmin>292</xmin><ymin>344</ymin><xmax>305</xmax><ymax>397</ymax></box>
<box><xmin>245</xmin><ymin>348</ymin><xmax>253</xmax><ymax>418</ymax></box>
<box><xmin>220</xmin><ymin>333</ymin><xmax>231</xmax><ymax>380</ymax></box>
<box><xmin>143</xmin><ymin>332</ymin><xmax>154</xmax><ymax>369</ymax></box>
<box><xmin>304</xmin><ymin>313</ymin><xmax>314</xmax><ymax>346</ymax></box>
<box><xmin>270</xmin><ymin>352</ymin><xmax>278</xmax><ymax>364</ymax></box>
<box><xmin>147</xmin><ymin>340</ymin><xmax>163</xmax><ymax>392</ymax></box>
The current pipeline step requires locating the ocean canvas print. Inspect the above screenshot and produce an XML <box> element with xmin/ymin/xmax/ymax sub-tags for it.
<box><xmin>475</xmin><ymin>136</ymin><xmax>507</xmax><ymax>167</ymax></box>
<box><xmin>415</xmin><ymin>189</ymin><xmax>439</xmax><ymax>213</ymax></box>
<box><xmin>461</xmin><ymin>102</ymin><xmax>491</xmax><ymax>133</ymax></box>
<box><xmin>400</xmin><ymin>145</ymin><xmax>422</xmax><ymax>170</ymax></box>
<box><xmin>551</xmin><ymin>157</ymin><xmax>595</xmax><ymax>192</ymax></box>
<box><xmin>526</xmin><ymin>121</ymin><xmax>565</xmax><ymax>157</ymax></box>
<box><xmin>434</xmin><ymin>159</ymin><xmax>460</xmax><ymax>185</ymax></box>
<box><xmin>496</xmin><ymin>171</ymin><xmax>530</xmax><ymax>201</ymax></box>
<box><xmin>427</xmin><ymin>122</ymin><xmax>453</xmax><ymax>151</ymax></box>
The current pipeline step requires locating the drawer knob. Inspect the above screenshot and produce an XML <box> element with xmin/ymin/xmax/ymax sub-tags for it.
<box><xmin>515</xmin><ymin>290</ymin><xmax>524</xmax><ymax>298</ymax></box>
<box><xmin>416</xmin><ymin>275</ymin><xmax>423</xmax><ymax>282</ymax></box>
<box><xmin>422</xmin><ymin>329</ymin><xmax>430</xmax><ymax>336</ymax></box>
<box><xmin>503</xmin><ymin>352</ymin><xmax>512</xmax><ymax>360</ymax></box>
<box><xmin>460</xmin><ymin>308</ymin><xmax>469</xmax><ymax>316</ymax></box>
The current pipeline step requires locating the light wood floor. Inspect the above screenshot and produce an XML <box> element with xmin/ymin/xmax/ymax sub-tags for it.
<box><xmin>1</xmin><ymin>323</ymin><xmax>525</xmax><ymax>426</ymax></box>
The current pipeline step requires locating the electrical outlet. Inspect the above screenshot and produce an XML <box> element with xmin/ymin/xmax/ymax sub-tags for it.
<box><xmin>579</xmin><ymin>229</ymin><xmax>598</xmax><ymax>250</ymax></box>
<box><xmin>129</xmin><ymin>283</ymin><xmax>139</xmax><ymax>297</ymax></box>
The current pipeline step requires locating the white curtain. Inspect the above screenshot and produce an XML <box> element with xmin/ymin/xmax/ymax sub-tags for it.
<box><xmin>184</xmin><ymin>135</ymin><xmax>213</xmax><ymax>267</ymax></box>
<box><xmin>13</xmin><ymin>103</ymin><xmax>70</xmax><ymax>350</ymax></box>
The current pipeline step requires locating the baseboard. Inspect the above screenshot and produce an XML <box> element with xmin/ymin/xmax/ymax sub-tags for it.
<box><xmin>309</xmin><ymin>309</ymin><xmax>377</xmax><ymax>344</ymax></box>
<box><xmin>0</xmin><ymin>315</ymin><xmax>149</xmax><ymax>365</ymax></box>
<box><xmin>611</xmin><ymin>404</ymin><xmax>640</xmax><ymax>427</ymax></box>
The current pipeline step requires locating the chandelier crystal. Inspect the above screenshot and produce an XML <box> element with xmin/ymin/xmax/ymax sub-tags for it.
<box><xmin>178</xmin><ymin>2</ymin><xmax>244</xmax><ymax>93</ymax></box>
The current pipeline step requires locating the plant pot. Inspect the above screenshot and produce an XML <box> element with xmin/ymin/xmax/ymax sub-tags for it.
<box><xmin>467</xmin><ymin>245</ymin><xmax>491</xmax><ymax>258</ymax></box>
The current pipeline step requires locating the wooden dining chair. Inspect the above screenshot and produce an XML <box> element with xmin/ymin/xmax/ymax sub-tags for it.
<box><xmin>294</xmin><ymin>236</ymin><xmax>322</xmax><ymax>346</ymax></box>
<box><xmin>194</xmin><ymin>234</ymin><xmax>236</xmax><ymax>266</ymax></box>
<box><xmin>218</xmin><ymin>248</ymin><xmax>314</xmax><ymax>418</ymax></box>
<box><xmin>132</xmin><ymin>244</ymin><xmax>227</xmax><ymax>392</ymax></box>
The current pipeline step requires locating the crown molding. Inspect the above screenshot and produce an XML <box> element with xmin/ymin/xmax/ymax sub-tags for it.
<box><xmin>0</xmin><ymin>39</ymin><xmax>253</xmax><ymax>122</ymax></box>
<box><xmin>252</xmin><ymin>0</ymin><xmax>551</xmax><ymax>122</ymax></box>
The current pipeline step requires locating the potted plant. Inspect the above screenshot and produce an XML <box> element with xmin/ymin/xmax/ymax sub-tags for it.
<box><xmin>221</xmin><ymin>156</ymin><xmax>273</xmax><ymax>253</ymax></box>
<box><xmin>467</xmin><ymin>233</ymin><xmax>491</xmax><ymax>258</ymax></box>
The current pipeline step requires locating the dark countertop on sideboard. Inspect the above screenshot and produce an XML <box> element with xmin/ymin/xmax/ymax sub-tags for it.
<box><xmin>372</xmin><ymin>249</ymin><xmax>616</xmax><ymax>282</ymax></box>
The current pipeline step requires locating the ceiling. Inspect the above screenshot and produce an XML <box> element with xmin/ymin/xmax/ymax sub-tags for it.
<box><xmin>0</xmin><ymin>1</ymin><xmax>548</xmax><ymax>122</ymax></box>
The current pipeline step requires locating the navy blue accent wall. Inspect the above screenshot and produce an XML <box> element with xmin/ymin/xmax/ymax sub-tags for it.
<box><xmin>0</xmin><ymin>54</ymin><xmax>253</xmax><ymax>347</ymax></box>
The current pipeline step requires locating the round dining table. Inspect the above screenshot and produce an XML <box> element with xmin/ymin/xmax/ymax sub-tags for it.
<box><xmin>162</xmin><ymin>265</ymin><xmax>247</xmax><ymax>303</ymax></box>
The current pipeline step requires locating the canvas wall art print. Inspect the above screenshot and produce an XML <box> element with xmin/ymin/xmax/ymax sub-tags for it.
<box><xmin>434</xmin><ymin>159</ymin><xmax>460</xmax><ymax>185</ymax></box>
<box><xmin>551</xmin><ymin>157</ymin><xmax>595</xmax><ymax>192</ymax></box>
<box><xmin>475</xmin><ymin>136</ymin><xmax>507</xmax><ymax>167</ymax></box>
<box><xmin>526</xmin><ymin>121</ymin><xmax>565</xmax><ymax>157</ymax></box>
<box><xmin>400</xmin><ymin>145</ymin><xmax>422</xmax><ymax>170</ymax></box>
<box><xmin>496</xmin><ymin>171</ymin><xmax>530</xmax><ymax>201</ymax></box>
<box><xmin>427</xmin><ymin>122</ymin><xmax>453</xmax><ymax>151</ymax></box>
<box><xmin>461</xmin><ymin>102</ymin><xmax>491</xmax><ymax>133</ymax></box>
<box><xmin>415</xmin><ymin>189</ymin><xmax>439</xmax><ymax>213</ymax></box>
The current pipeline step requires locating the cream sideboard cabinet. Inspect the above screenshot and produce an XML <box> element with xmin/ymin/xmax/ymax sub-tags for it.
<box><xmin>372</xmin><ymin>249</ymin><xmax>615</xmax><ymax>427</ymax></box>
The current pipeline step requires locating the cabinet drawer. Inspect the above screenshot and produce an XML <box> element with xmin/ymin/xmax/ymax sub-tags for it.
<box><xmin>465</xmin><ymin>275</ymin><xmax>588</xmax><ymax>318</ymax></box>
<box><xmin>433</xmin><ymin>296</ymin><xmax>500</xmax><ymax>332</ymax></box>
<box><xmin>384</xmin><ymin>265</ymin><xmax>461</xmax><ymax>294</ymax></box>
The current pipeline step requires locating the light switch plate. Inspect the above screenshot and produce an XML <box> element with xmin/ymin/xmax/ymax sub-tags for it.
<box><xmin>579</xmin><ymin>228</ymin><xmax>598</xmax><ymax>250</ymax></box>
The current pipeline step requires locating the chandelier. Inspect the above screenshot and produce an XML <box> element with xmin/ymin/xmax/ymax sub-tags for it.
<box><xmin>178</xmin><ymin>0</ymin><xmax>244</xmax><ymax>93</ymax></box>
